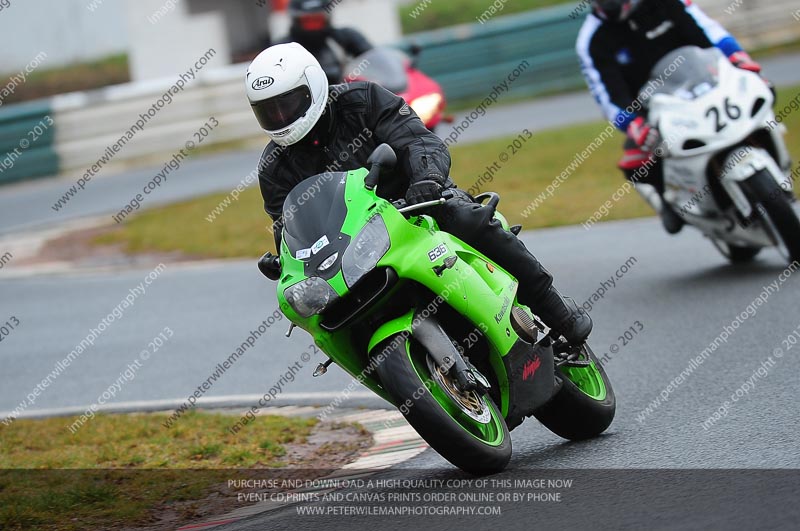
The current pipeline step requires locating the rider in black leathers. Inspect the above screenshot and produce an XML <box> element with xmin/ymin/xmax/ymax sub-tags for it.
<box><xmin>249</xmin><ymin>44</ymin><xmax>592</xmax><ymax>344</ymax></box>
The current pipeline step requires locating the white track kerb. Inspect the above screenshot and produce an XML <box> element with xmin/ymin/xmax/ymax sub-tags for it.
<box><xmin>177</xmin><ymin>408</ymin><xmax>427</xmax><ymax>531</ymax></box>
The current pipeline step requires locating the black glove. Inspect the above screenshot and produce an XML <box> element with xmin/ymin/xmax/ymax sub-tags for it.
<box><xmin>405</xmin><ymin>179</ymin><xmax>443</xmax><ymax>206</ymax></box>
<box><xmin>258</xmin><ymin>252</ymin><xmax>281</xmax><ymax>281</ymax></box>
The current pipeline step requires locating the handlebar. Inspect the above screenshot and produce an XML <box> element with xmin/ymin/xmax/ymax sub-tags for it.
<box><xmin>395</xmin><ymin>189</ymin><xmax>500</xmax><ymax>216</ymax></box>
<box><xmin>396</xmin><ymin>197</ymin><xmax>446</xmax><ymax>215</ymax></box>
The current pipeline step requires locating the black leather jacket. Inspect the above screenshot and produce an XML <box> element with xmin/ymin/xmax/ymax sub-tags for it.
<box><xmin>257</xmin><ymin>81</ymin><xmax>453</xmax><ymax>227</ymax></box>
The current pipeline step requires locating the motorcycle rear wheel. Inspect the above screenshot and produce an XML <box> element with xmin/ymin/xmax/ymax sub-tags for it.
<box><xmin>533</xmin><ymin>344</ymin><xmax>616</xmax><ymax>440</ymax></box>
<box><xmin>374</xmin><ymin>335</ymin><xmax>511</xmax><ymax>475</ymax></box>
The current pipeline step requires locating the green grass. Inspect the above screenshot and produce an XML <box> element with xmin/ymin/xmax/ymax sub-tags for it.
<box><xmin>95</xmin><ymin>182</ymin><xmax>275</xmax><ymax>258</ymax></box>
<box><xmin>0</xmin><ymin>411</ymin><xmax>316</xmax><ymax>469</ymax></box>
<box><xmin>1</xmin><ymin>54</ymin><xmax>130</xmax><ymax>105</ymax></box>
<box><xmin>0</xmin><ymin>412</ymin><xmax>326</xmax><ymax>530</ymax></box>
<box><xmin>95</xmin><ymin>84</ymin><xmax>800</xmax><ymax>259</ymax></box>
<box><xmin>752</xmin><ymin>39</ymin><xmax>800</xmax><ymax>60</ymax></box>
<box><xmin>399</xmin><ymin>0</ymin><xmax>570</xmax><ymax>34</ymax></box>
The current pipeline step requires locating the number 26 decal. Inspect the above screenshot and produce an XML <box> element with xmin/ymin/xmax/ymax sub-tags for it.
<box><xmin>705</xmin><ymin>98</ymin><xmax>741</xmax><ymax>132</ymax></box>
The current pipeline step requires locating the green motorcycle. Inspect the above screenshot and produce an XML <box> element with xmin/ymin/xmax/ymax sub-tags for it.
<box><xmin>273</xmin><ymin>144</ymin><xmax>615</xmax><ymax>474</ymax></box>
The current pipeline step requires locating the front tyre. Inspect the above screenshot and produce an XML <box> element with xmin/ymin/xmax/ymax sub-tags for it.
<box><xmin>374</xmin><ymin>335</ymin><xmax>511</xmax><ymax>475</ymax></box>
<box><xmin>710</xmin><ymin>238</ymin><xmax>762</xmax><ymax>264</ymax></box>
<box><xmin>533</xmin><ymin>343</ymin><xmax>615</xmax><ymax>440</ymax></box>
<box><xmin>744</xmin><ymin>170</ymin><xmax>800</xmax><ymax>264</ymax></box>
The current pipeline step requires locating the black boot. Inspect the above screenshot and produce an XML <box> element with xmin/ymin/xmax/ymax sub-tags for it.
<box><xmin>532</xmin><ymin>286</ymin><xmax>593</xmax><ymax>345</ymax></box>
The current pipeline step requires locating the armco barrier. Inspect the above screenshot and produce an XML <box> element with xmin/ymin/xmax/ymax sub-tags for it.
<box><xmin>399</xmin><ymin>4</ymin><xmax>584</xmax><ymax>102</ymax></box>
<box><xmin>0</xmin><ymin>100</ymin><xmax>58</xmax><ymax>185</ymax></box>
<box><xmin>0</xmin><ymin>0</ymin><xmax>798</xmax><ymax>185</ymax></box>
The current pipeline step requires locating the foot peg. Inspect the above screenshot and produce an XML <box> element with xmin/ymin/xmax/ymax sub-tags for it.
<box><xmin>554</xmin><ymin>341</ymin><xmax>592</xmax><ymax>368</ymax></box>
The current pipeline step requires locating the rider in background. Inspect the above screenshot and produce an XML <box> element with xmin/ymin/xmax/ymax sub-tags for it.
<box><xmin>277</xmin><ymin>0</ymin><xmax>373</xmax><ymax>84</ymax></box>
<box><xmin>577</xmin><ymin>0</ymin><xmax>763</xmax><ymax>234</ymax></box>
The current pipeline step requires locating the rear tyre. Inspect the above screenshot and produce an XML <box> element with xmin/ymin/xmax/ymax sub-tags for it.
<box><xmin>744</xmin><ymin>170</ymin><xmax>800</xmax><ymax>264</ymax></box>
<box><xmin>533</xmin><ymin>344</ymin><xmax>615</xmax><ymax>441</ymax></box>
<box><xmin>374</xmin><ymin>335</ymin><xmax>511</xmax><ymax>475</ymax></box>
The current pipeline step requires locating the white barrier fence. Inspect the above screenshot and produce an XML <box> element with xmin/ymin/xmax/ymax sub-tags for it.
<box><xmin>701</xmin><ymin>0</ymin><xmax>800</xmax><ymax>49</ymax></box>
<box><xmin>52</xmin><ymin>63</ymin><xmax>257</xmax><ymax>176</ymax></box>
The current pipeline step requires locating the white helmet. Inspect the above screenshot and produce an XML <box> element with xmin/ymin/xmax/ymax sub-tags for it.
<box><xmin>246</xmin><ymin>43</ymin><xmax>329</xmax><ymax>146</ymax></box>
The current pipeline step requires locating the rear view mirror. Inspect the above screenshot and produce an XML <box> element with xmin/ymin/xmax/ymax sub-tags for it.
<box><xmin>408</xmin><ymin>43</ymin><xmax>422</xmax><ymax>68</ymax></box>
<box><xmin>367</xmin><ymin>143</ymin><xmax>397</xmax><ymax>169</ymax></box>
<box><xmin>365</xmin><ymin>144</ymin><xmax>397</xmax><ymax>190</ymax></box>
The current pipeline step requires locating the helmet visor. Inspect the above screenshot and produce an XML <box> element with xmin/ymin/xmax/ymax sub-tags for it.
<box><xmin>251</xmin><ymin>85</ymin><xmax>313</xmax><ymax>131</ymax></box>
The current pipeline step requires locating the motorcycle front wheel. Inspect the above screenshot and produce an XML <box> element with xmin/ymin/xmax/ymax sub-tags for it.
<box><xmin>710</xmin><ymin>238</ymin><xmax>762</xmax><ymax>264</ymax></box>
<box><xmin>744</xmin><ymin>170</ymin><xmax>800</xmax><ymax>264</ymax></box>
<box><xmin>374</xmin><ymin>335</ymin><xmax>511</xmax><ymax>475</ymax></box>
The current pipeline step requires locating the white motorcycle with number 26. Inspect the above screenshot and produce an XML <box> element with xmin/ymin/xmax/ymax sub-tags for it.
<box><xmin>645</xmin><ymin>45</ymin><xmax>799</xmax><ymax>264</ymax></box>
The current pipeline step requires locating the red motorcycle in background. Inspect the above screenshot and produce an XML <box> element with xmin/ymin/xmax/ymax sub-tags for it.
<box><xmin>344</xmin><ymin>47</ymin><xmax>451</xmax><ymax>130</ymax></box>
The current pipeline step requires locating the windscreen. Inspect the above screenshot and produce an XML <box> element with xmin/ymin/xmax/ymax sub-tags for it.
<box><xmin>646</xmin><ymin>46</ymin><xmax>722</xmax><ymax>101</ymax></box>
<box><xmin>345</xmin><ymin>48</ymin><xmax>409</xmax><ymax>94</ymax></box>
<box><xmin>282</xmin><ymin>172</ymin><xmax>348</xmax><ymax>257</ymax></box>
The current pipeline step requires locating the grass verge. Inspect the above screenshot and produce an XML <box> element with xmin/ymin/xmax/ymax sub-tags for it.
<box><xmin>0</xmin><ymin>412</ymin><xmax>364</xmax><ymax>530</ymax></box>
<box><xmin>1</xmin><ymin>54</ymin><xmax>130</xmax><ymax>105</ymax></box>
<box><xmin>94</xmin><ymin>85</ymin><xmax>800</xmax><ymax>259</ymax></box>
<box><xmin>399</xmin><ymin>0</ymin><xmax>570</xmax><ymax>34</ymax></box>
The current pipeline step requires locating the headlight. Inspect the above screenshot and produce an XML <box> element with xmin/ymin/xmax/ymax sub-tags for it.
<box><xmin>342</xmin><ymin>215</ymin><xmax>390</xmax><ymax>287</ymax></box>
<box><xmin>410</xmin><ymin>93</ymin><xmax>443</xmax><ymax>124</ymax></box>
<box><xmin>284</xmin><ymin>277</ymin><xmax>337</xmax><ymax>318</ymax></box>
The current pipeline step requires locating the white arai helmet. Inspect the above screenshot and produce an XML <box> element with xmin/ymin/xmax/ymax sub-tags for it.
<box><xmin>246</xmin><ymin>43</ymin><xmax>329</xmax><ymax>146</ymax></box>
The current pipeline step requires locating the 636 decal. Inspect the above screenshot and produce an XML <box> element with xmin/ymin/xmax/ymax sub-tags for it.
<box><xmin>427</xmin><ymin>244</ymin><xmax>448</xmax><ymax>262</ymax></box>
